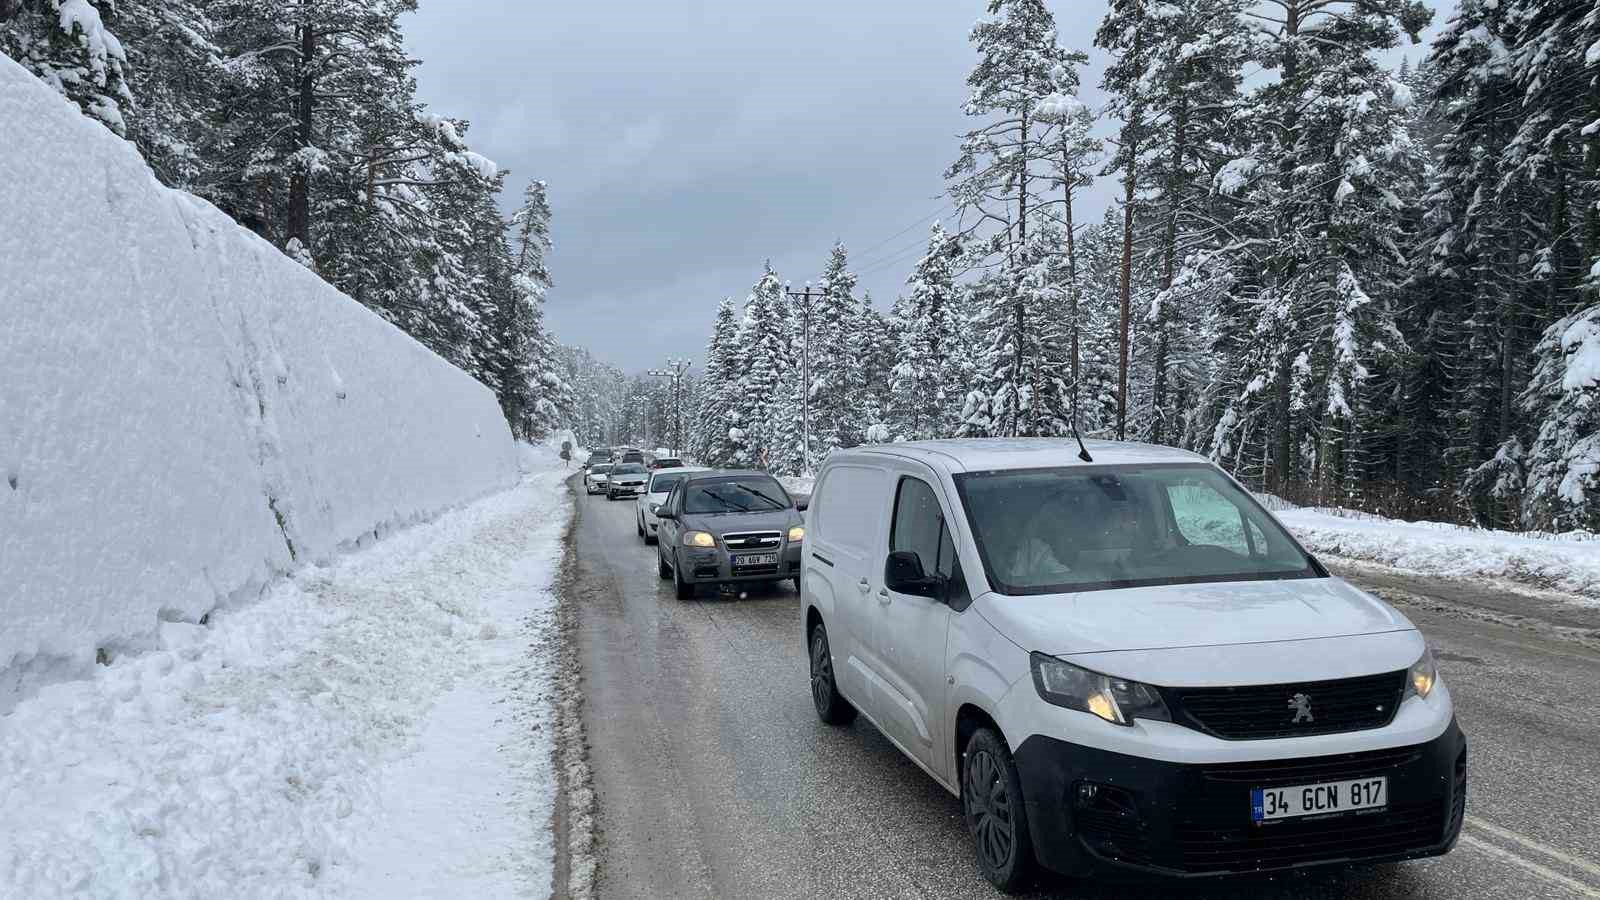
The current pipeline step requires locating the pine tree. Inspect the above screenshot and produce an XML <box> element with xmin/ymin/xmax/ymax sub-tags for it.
<box><xmin>889</xmin><ymin>222</ymin><xmax>965</xmax><ymax>440</ymax></box>
<box><xmin>694</xmin><ymin>298</ymin><xmax>744</xmax><ymax>466</ymax></box>
<box><xmin>1</xmin><ymin>0</ymin><xmax>131</xmax><ymax>134</ymax></box>
<box><xmin>1202</xmin><ymin>0</ymin><xmax>1430</xmax><ymax>499</ymax></box>
<box><xmin>809</xmin><ymin>243</ymin><xmax>867</xmax><ymax>456</ymax></box>
<box><xmin>1096</xmin><ymin>0</ymin><xmax>1253</xmax><ymax>444</ymax></box>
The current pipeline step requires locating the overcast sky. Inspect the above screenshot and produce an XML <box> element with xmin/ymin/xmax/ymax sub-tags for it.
<box><xmin>406</xmin><ymin>1</ymin><xmax>1440</xmax><ymax>374</ymax></box>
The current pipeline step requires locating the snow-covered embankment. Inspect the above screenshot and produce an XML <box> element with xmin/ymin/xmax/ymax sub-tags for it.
<box><xmin>0</xmin><ymin>53</ymin><xmax>518</xmax><ymax>705</ymax></box>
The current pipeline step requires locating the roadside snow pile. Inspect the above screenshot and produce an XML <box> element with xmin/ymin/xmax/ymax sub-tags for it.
<box><xmin>0</xmin><ymin>54</ymin><xmax>517</xmax><ymax>707</ymax></box>
<box><xmin>0</xmin><ymin>441</ymin><xmax>574</xmax><ymax>899</ymax></box>
<box><xmin>1273</xmin><ymin>507</ymin><xmax>1600</xmax><ymax>601</ymax></box>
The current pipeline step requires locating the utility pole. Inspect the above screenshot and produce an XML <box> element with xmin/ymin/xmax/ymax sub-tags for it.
<box><xmin>646</xmin><ymin>358</ymin><xmax>692</xmax><ymax>456</ymax></box>
<box><xmin>785</xmin><ymin>284</ymin><xmax>825</xmax><ymax>475</ymax></box>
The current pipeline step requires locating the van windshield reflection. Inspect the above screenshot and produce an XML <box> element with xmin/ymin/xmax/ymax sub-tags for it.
<box><xmin>952</xmin><ymin>464</ymin><xmax>1319</xmax><ymax>594</ymax></box>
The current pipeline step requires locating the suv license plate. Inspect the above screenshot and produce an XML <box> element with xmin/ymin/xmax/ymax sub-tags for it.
<box><xmin>735</xmin><ymin>553</ymin><xmax>778</xmax><ymax>567</ymax></box>
<box><xmin>1252</xmin><ymin>776</ymin><xmax>1386</xmax><ymax>823</ymax></box>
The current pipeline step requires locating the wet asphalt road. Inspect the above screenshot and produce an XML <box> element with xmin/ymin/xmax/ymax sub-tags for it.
<box><xmin>568</xmin><ymin>479</ymin><xmax>1600</xmax><ymax>899</ymax></box>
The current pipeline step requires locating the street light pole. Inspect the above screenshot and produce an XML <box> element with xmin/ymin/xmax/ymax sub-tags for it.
<box><xmin>646</xmin><ymin>358</ymin><xmax>692</xmax><ymax>457</ymax></box>
<box><xmin>785</xmin><ymin>284</ymin><xmax>824</xmax><ymax>475</ymax></box>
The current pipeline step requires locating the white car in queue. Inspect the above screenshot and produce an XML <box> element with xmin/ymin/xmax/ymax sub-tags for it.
<box><xmin>801</xmin><ymin>438</ymin><xmax>1464</xmax><ymax>893</ymax></box>
<box><xmin>583</xmin><ymin>463</ymin><xmax>612</xmax><ymax>496</ymax></box>
<box><xmin>636</xmin><ymin>465</ymin><xmax>708</xmax><ymax>544</ymax></box>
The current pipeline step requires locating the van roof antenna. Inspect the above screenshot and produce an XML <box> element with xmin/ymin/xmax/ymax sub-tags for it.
<box><xmin>1069</xmin><ymin>379</ymin><xmax>1093</xmax><ymax>463</ymax></box>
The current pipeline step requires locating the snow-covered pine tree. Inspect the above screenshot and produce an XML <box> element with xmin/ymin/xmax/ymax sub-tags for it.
<box><xmin>809</xmin><ymin>243</ymin><xmax>868</xmax><ymax>457</ymax></box>
<box><xmin>889</xmin><ymin>222</ymin><xmax>965</xmax><ymax>440</ymax></box>
<box><xmin>1202</xmin><ymin>0</ymin><xmax>1430</xmax><ymax>500</ymax></box>
<box><xmin>1</xmin><ymin>0</ymin><xmax>131</xmax><ymax>134</ymax></box>
<box><xmin>1495</xmin><ymin>305</ymin><xmax>1600</xmax><ymax>532</ymax></box>
<box><xmin>947</xmin><ymin>0</ymin><xmax>1088</xmax><ymax>438</ymax></box>
<box><xmin>733</xmin><ymin>264</ymin><xmax>791</xmax><ymax>468</ymax></box>
<box><xmin>1095</xmin><ymin>0</ymin><xmax>1253</xmax><ymax>445</ymax></box>
<box><xmin>693</xmin><ymin>298</ymin><xmax>745</xmax><ymax>466</ymax></box>
<box><xmin>1038</xmin><ymin>93</ymin><xmax>1100</xmax><ymax>420</ymax></box>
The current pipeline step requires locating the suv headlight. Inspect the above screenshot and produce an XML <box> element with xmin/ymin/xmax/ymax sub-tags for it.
<box><xmin>1030</xmin><ymin>653</ymin><xmax>1171</xmax><ymax>726</ymax></box>
<box><xmin>683</xmin><ymin>530</ymin><xmax>716</xmax><ymax>548</ymax></box>
<box><xmin>787</xmin><ymin>525</ymin><xmax>804</xmax><ymax>542</ymax></box>
<box><xmin>1406</xmin><ymin>648</ymin><xmax>1439</xmax><ymax>700</ymax></box>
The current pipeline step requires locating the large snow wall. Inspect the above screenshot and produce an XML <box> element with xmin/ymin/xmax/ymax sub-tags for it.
<box><xmin>0</xmin><ymin>55</ymin><xmax>520</xmax><ymax>707</ymax></box>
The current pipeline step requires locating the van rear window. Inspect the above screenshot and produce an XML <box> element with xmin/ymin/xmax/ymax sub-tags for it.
<box><xmin>953</xmin><ymin>464</ymin><xmax>1319</xmax><ymax>594</ymax></box>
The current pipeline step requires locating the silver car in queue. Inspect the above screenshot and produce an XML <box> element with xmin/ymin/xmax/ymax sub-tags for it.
<box><xmin>654</xmin><ymin>470</ymin><xmax>807</xmax><ymax>599</ymax></box>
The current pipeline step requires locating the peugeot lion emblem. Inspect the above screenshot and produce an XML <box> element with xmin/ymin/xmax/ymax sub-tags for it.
<box><xmin>1288</xmin><ymin>692</ymin><xmax>1314</xmax><ymax>724</ymax></box>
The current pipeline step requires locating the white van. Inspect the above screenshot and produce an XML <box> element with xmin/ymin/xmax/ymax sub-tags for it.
<box><xmin>802</xmin><ymin>438</ymin><xmax>1464</xmax><ymax>891</ymax></box>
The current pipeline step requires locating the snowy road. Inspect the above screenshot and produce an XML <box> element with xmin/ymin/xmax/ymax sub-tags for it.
<box><xmin>568</xmin><ymin>478</ymin><xmax>1600</xmax><ymax>899</ymax></box>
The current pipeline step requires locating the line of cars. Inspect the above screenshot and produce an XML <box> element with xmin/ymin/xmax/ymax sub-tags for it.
<box><xmin>579</xmin><ymin>448</ymin><xmax>807</xmax><ymax>600</ymax></box>
<box><xmin>582</xmin><ymin>438</ymin><xmax>1466</xmax><ymax>893</ymax></box>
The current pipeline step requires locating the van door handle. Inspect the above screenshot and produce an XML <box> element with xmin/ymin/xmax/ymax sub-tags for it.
<box><xmin>877</xmin><ymin>588</ymin><xmax>891</xmax><ymax>606</ymax></box>
<box><xmin>857</xmin><ymin>578</ymin><xmax>871</xmax><ymax>593</ymax></box>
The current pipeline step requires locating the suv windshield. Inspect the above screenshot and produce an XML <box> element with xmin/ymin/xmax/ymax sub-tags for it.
<box><xmin>953</xmin><ymin>464</ymin><xmax>1318</xmax><ymax>594</ymax></box>
<box><xmin>685</xmin><ymin>478</ymin><xmax>792</xmax><ymax>514</ymax></box>
<box><xmin>590</xmin><ymin>464</ymin><xmax>612</xmax><ymax>475</ymax></box>
<box><xmin>613</xmin><ymin>463</ymin><xmax>646</xmax><ymax>474</ymax></box>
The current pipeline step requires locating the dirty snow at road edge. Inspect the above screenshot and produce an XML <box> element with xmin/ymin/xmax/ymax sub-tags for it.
<box><xmin>0</xmin><ymin>441</ymin><xmax>575</xmax><ymax>899</ymax></box>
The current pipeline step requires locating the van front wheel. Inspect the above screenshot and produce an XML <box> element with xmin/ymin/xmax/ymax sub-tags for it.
<box><xmin>963</xmin><ymin>727</ymin><xmax>1035</xmax><ymax>894</ymax></box>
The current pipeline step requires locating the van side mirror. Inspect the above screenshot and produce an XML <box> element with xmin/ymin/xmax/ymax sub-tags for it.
<box><xmin>885</xmin><ymin>551</ymin><xmax>944</xmax><ymax>600</ymax></box>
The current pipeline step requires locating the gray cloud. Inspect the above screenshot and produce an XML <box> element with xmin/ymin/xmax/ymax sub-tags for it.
<box><xmin>406</xmin><ymin>0</ymin><xmax>1437</xmax><ymax>372</ymax></box>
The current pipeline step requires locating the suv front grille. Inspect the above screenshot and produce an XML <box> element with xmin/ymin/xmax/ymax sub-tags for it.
<box><xmin>1168</xmin><ymin>671</ymin><xmax>1406</xmax><ymax>740</ymax></box>
<box><xmin>723</xmin><ymin>531</ymin><xmax>782</xmax><ymax>551</ymax></box>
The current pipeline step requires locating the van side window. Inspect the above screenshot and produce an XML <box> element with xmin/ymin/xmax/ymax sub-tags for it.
<box><xmin>890</xmin><ymin>478</ymin><xmax>968</xmax><ymax>607</ymax></box>
<box><xmin>813</xmin><ymin>465</ymin><xmax>883</xmax><ymax>553</ymax></box>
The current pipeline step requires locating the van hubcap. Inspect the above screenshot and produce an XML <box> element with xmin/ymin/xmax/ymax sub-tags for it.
<box><xmin>809</xmin><ymin>633</ymin><xmax>832</xmax><ymax>712</ymax></box>
<box><xmin>965</xmin><ymin>749</ymin><xmax>1014</xmax><ymax>871</ymax></box>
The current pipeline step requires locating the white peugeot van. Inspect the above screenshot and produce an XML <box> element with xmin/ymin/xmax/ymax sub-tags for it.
<box><xmin>802</xmin><ymin>439</ymin><xmax>1464</xmax><ymax>891</ymax></box>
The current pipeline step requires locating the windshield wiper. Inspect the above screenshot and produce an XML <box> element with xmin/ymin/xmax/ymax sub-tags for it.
<box><xmin>734</xmin><ymin>484</ymin><xmax>788</xmax><ymax>510</ymax></box>
<box><xmin>699</xmin><ymin>488</ymin><xmax>751</xmax><ymax>512</ymax></box>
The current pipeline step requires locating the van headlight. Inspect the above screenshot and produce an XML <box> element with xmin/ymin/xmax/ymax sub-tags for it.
<box><xmin>683</xmin><ymin>531</ymin><xmax>716</xmax><ymax>548</ymax></box>
<box><xmin>1030</xmin><ymin>653</ymin><xmax>1171</xmax><ymax>726</ymax></box>
<box><xmin>1406</xmin><ymin>648</ymin><xmax>1439</xmax><ymax>700</ymax></box>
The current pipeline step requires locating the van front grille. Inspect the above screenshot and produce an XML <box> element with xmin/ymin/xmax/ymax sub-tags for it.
<box><xmin>1168</xmin><ymin>671</ymin><xmax>1405</xmax><ymax>740</ymax></box>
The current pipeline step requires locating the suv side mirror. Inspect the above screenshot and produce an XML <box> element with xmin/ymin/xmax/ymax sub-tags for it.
<box><xmin>794</xmin><ymin>495</ymin><xmax>809</xmax><ymax>512</ymax></box>
<box><xmin>885</xmin><ymin>550</ymin><xmax>944</xmax><ymax>600</ymax></box>
<box><xmin>656</xmin><ymin>508</ymin><xmax>677</xmax><ymax>520</ymax></box>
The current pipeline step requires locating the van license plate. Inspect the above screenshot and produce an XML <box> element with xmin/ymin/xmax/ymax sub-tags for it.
<box><xmin>735</xmin><ymin>553</ymin><xmax>778</xmax><ymax>567</ymax></box>
<box><xmin>1251</xmin><ymin>777</ymin><xmax>1386</xmax><ymax>823</ymax></box>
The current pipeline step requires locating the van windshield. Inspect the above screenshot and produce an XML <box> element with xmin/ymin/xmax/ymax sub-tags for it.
<box><xmin>952</xmin><ymin>464</ymin><xmax>1319</xmax><ymax>595</ymax></box>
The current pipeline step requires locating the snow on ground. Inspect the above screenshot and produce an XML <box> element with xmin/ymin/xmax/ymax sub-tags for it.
<box><xmin>1269</xmin><ymin>504</ymin><xmax>1600</xmax><ymax>603</ymax></box>
<box><xmin>0</xmin><ymin>441</ymin><xmax>574</xmax><ymax>899</ymax></box>
<box><xmin>2</xmin><ymin>53</ymin><xmax>517</xmax><ymax>706</ymax></box>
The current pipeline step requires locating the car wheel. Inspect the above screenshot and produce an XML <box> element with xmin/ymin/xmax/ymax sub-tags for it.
<box><xmin>673</xmin><ymin>552</ymin><xmax>694</xmax><ymax>600</ymax></box>
<box><xmin>808</xmin><ymin>622</ymin><xmax>856</xmax><ymax>725</ymax></box>
<box><xmin>962</xmin><ymin>728</ymin><xmax>1035</xmax><ymax>894</ymax></box>
<box><xmin>791</xmin><ymin>576</ymin><xmax>802</xmax><ymax>594</ymax></box>
<box><xmin>658</xmin><ymin>550</ymin><xmax>672</xmax><ymax>580</ymax></box>
<box><xmin>637</xmin><ymin>514</ymin><xmax>645</xmax><ymax>539</ymax></box>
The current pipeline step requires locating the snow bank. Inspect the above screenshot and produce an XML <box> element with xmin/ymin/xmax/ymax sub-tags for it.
<box><xmin>1274</xmin><ymin>507</ymin><xmax>1600</xmax><ymax>602</ymax></box>
<box><xmin>0</xmin><ymin>54</ymin><xmax>519</xmax><ymax>706</ymax></box>
<box><xmin>0</xmin><ymin>441</ymin><xmax>573</xmax><ymax>897</ymax></box>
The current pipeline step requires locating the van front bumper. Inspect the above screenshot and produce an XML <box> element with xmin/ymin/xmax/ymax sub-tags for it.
<box><xmin>1012</xmin><ymin>718</ymin><xmax>1466</xmax><ymax>879</ymax></box>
